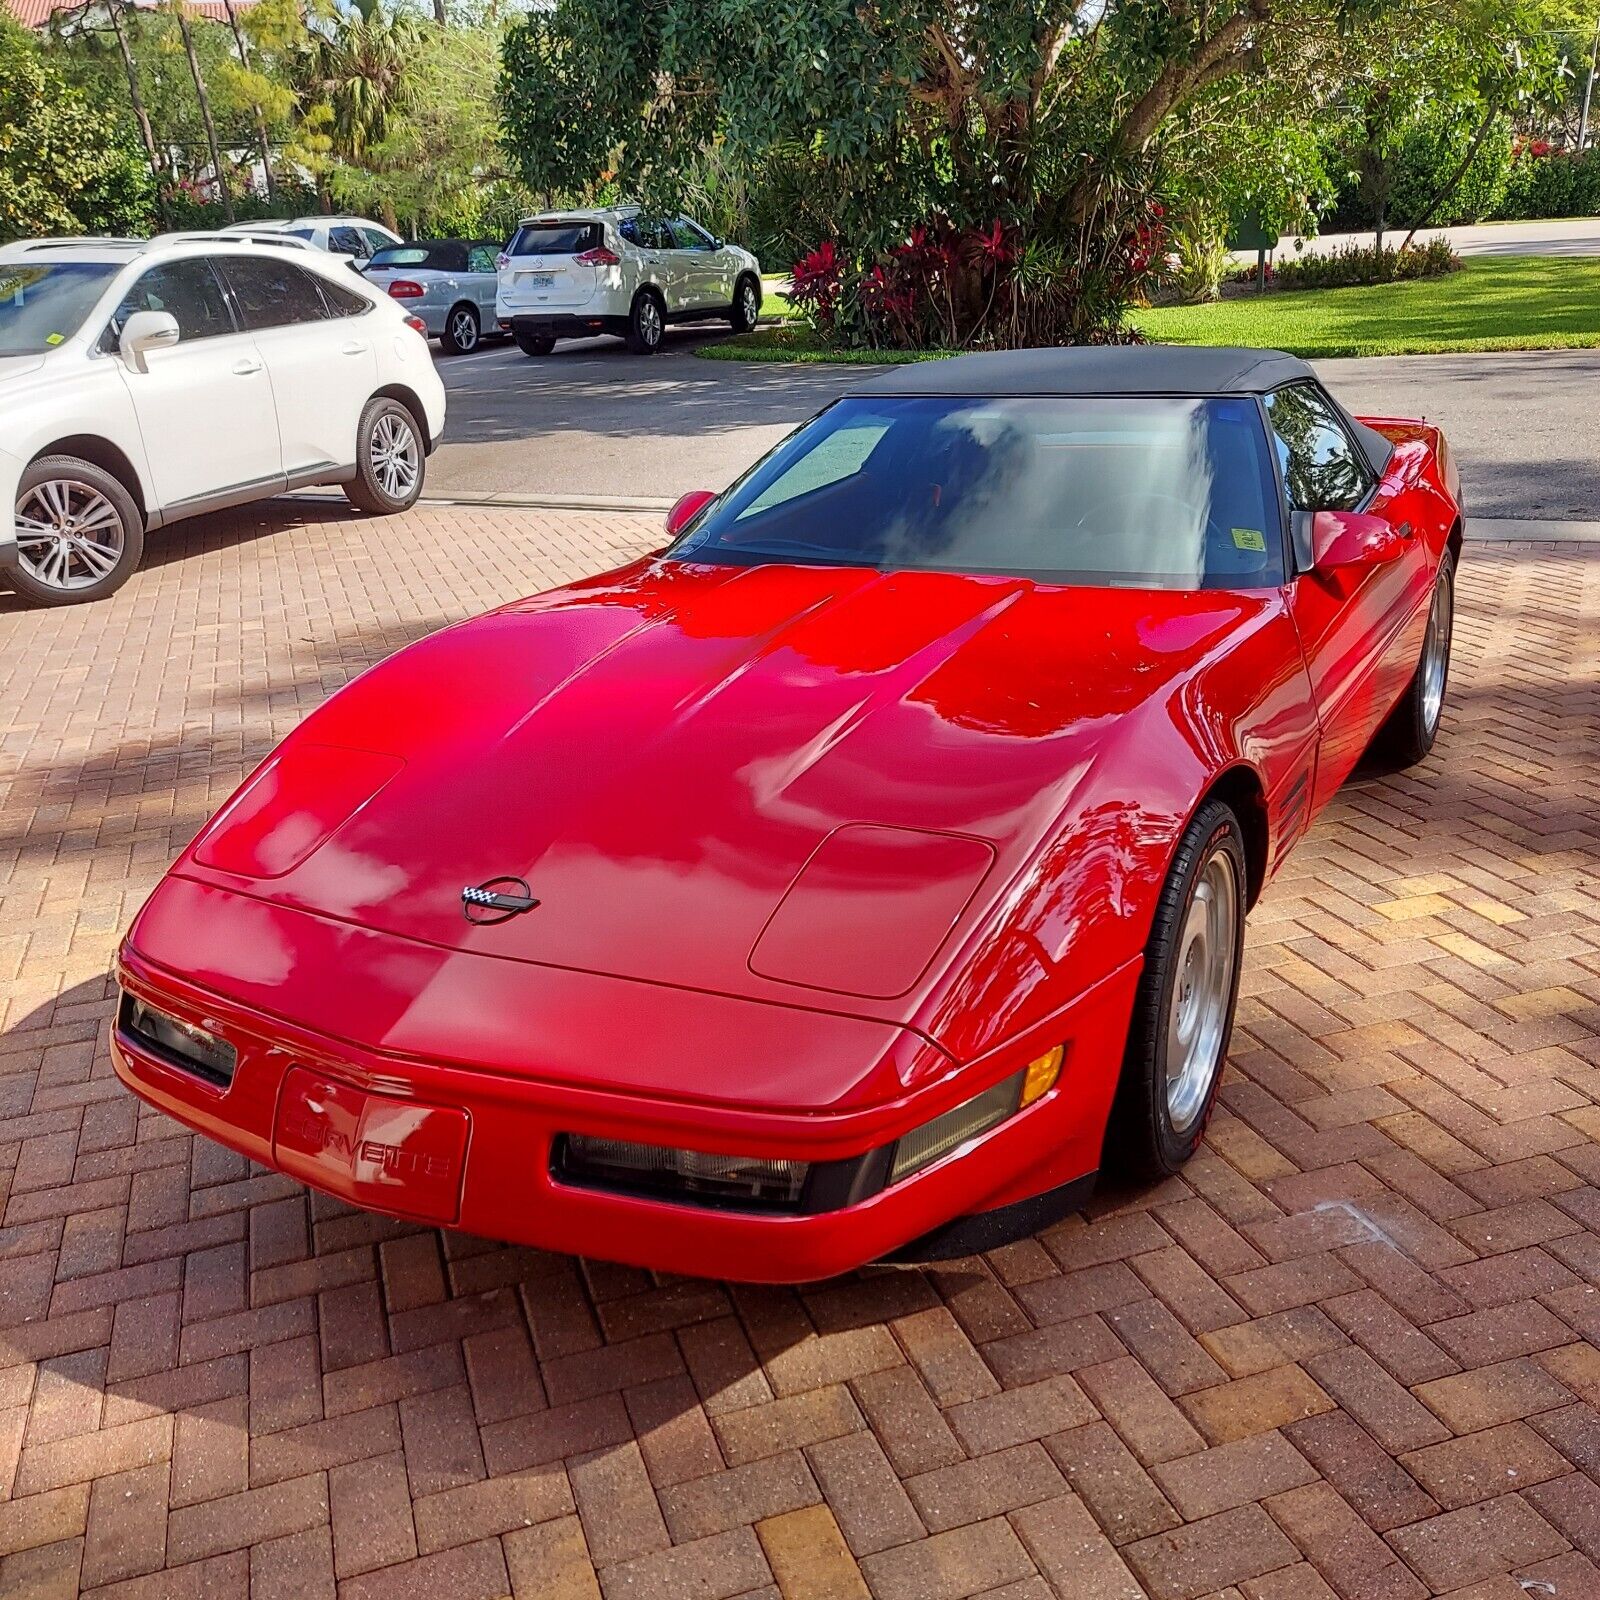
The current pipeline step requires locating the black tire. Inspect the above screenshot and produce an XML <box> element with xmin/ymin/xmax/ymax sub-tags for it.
<box><xmin>343</xmin><ymin>397</ymin><xmax>425</xmax><ymax>516</ymax></box>
<box><xmin>6</xmin><ymin>454</ymin><xmax>144</xmax><ymax>607</ymax></box>
<box><xmin>729</xmin><ymin>274</ymin><xmax>762</xmax><ymax>333</ymax></box>
<box><xmin>1108</xmin><ymin>799</ymin><xmax>1247</xmax><ymax>1182</ymax></box>
<box><xmin>1377</xmin><ymin>549</ymin><xmax>1454</xmax><ymax>767</ymax></box>
<box><xmin>514</xmin><ymin>329</ymin><xmax>556</xmax><ymax>357</ymax></box>
<box><xmin>625</xmin><ymin>289</ymin><xmax>666</xmax><ymax>354</ymax></box>
<box><xmin>440</xmin><ymin>303</ymin><xmax>481</xmax><ymax>355</ymax></box>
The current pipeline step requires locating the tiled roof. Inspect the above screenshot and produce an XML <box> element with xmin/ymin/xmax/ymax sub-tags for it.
<box><xmin>6</xmin><ymin>0</ymin><xmax>259</xmax><ymax>28</ymax></box>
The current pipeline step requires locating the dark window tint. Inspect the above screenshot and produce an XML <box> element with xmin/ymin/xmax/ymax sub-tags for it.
<box><xmin>217</xmin><ymin>257</ymin><xmax>329</xmax><ymax>329</ymax></box>
<box><xmin>108</xmin><ymin>259</ymin><xmax>233</xmax><ymax>345</ymax></box>
<box><xmin>317</xmin><ymin>273</ymin><xmax>371</xmax><ymax>317</ymax></box>
<box><xmin>329</xmin><ymin>226</ymin><xmax>370</xmax><ymax>258</ymax></box>
<box><xmin>671</xmin><ymin>395</ymin><xmax>1285</xmax><ymax>590</ymax></box>
<box><xmin>668</xmin><ymin>218</ymin><xmax>713</xmax><ymax>250</ymax></box>
<box><xmin>620</xmin><ymin>216</ymin><xmax>670</xmax><ymax>250</ymax></box>
<box><xmin>1264</xmin><ymin>383</ymin><xmax>1372</xmax><ymax>512</ymax></box>
<box><xmin>509</xmin><ymin>222</ymin><xmax>602</xmax><ymax>256</ymax></box>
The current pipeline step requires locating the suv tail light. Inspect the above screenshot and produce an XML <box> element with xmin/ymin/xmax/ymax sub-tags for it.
<box><xmin>495</xmin><ymin>251</ymin><xmax>510</xmax><ymax>270</ymax></box>
<box><xmin>575</xmin><ymin>247</ymin><xmax>621</xmax><ymax>267</ymax></box>
<box><xmin>403</xmin><ymin>315</ymin><xmax>427</xmax><ymax>335</ymax></box>
<box><xmin>387</xmin><ymin>280</ymin><xmax>425</xmax><ymax>299</ymax></box>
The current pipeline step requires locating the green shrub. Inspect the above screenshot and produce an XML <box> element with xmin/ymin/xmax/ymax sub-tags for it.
<box><xmin>1236</xmin><ymin>235</ymin><xmax>1460</xmax><ymax>290</ymax></box>
<box><xmin>1495</xmin><ymin>147</ymin><xmax>1600</xmax><ymax>220</ymax></box>
<box><xmin>1388</xmin><ymin>113</ymin><xmax>1512</xmax><ymax>226</ymax></box>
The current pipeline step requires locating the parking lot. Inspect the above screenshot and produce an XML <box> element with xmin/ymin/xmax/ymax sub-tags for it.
<box><xmin>3</xmin><ymin>481</ymin><xmax>1600</xmax><ymax>1598</ymax></box>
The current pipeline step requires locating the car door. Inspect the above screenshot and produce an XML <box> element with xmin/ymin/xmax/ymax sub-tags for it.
<box><xmin>1272</xmin><ymin>382</ymin><xmax>1427</xmax><ymax>808</ymax></box>
<box><xmin>108</xmin><ymin>256</ymin><xmax>282</xmax><ymax>510</ymax></box>
<box><xmin>621</xmin><ymin>216</ymin><xmax>675</xmax><ymax>306</ymax></box>
<box><xmin>667</xmin><ymin>217</ymin><xmax>726</xmax><ymax>308</ymax></box>
<box><xmin>215</xmin><ymin>255</ymin><xmax>379</xmax><ymax>479</ymax></box>
<box><xmin>467</xmin><ymin>246</ymin><xmax>500</xmax><ymax>319</ymax></box>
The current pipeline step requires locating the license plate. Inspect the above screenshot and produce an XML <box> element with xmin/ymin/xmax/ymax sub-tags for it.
<box><xmin>522</xmin><ymin>272</ymin><xmax>555</xmax><ymax>288</ymax></box>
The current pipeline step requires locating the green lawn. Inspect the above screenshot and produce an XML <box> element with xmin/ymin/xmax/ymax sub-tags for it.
<box><xmin>708</xmin><ymin>255</ymin><xmax>1600</xmax><ymax>363</ymax></box>
<box><xmin>1135</xmin><ymin>255</ymin><xmax>1600</xmax><ymax>357</ymax></box>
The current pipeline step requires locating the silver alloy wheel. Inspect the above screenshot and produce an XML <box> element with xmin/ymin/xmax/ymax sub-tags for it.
<box><xmin>1165</xmin><ymin>850</ymin><xmax>1238</xmax><ymax>1134</ymax></box>
<box><xmin>638</xmin><ymin>296</ymin><xmax>663</xmax><ymax>346</ymax></box>
<box><xmin>450</xmin><ymin>307</ymin><xmax>478</xmax><ymax>350</ymax></box>
<box><xmin>15</xmin><ymin>479</ymin><xmax>126</xmax><ymax>593</ymax></box>
<box><xmin>740</xmin><ymin>281</ymin><xmax>759</xmax><ymax>325</ymax></box>
<box><xmin>1419</xmin><ymin>563</ymin><xmax>1452</xmax><ymax>736</ymax></box>
<box><xmin>370</xmin><ymin>411</ymin><xmax>419</xmax><ymax>502</ymax></box>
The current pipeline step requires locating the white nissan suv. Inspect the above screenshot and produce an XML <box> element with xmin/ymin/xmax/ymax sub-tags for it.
<box><xmin>496</xmin><ymin>207</ymin><xmax>762</xmax><ymax>356</ymax></box>
<box><xmin>0</xmin><ymin>235</ymin><xmax>445</xmax><ymax>606</ymax></box>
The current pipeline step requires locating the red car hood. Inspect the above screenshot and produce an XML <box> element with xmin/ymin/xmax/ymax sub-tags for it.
<box><xmin>174</xmin><ymin>558</ymin><xmax>1267</xmax><ymax>1033</ymax></box>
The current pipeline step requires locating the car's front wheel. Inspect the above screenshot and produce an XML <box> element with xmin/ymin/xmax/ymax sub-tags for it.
<box><xmin>441</xmin><ymin>303</ymin><xmax>481</xmax><ymax>355</ymax></box>
<box><xmin>1110</xmin><ymin>799</ymin><xmax>1246</xmax><ymax>1180</ymax></box>
<box><xmin>1378</xmin><ymin>549</ymin><xmax>1454</xmax><ymax>766</ymax></box>
<box><xmin>625</xmin><ymin>290</ymin><xmax>665</xmax><ymax>355</ymax></box>
<box><xmin>344</xmin><ymin>397</ymin><xmax>425</xmax><ymax>515</ymax></box>
<box><xmin>729</xmin><ymin>275</ymin><xmax>761</xmax><ymax>334</ymax></box>
<box><xmin>513</xmin><ymin>329</ymin><xmax>555</xmax><ymax>357</ymax></box>
<box><xmin>7</xmin><ymin>455</ymin><xmax>144</xmax><ymax>607</ymax></box>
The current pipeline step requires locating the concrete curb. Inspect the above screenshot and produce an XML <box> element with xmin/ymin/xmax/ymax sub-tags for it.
<box><xmin>1466</xmin><ymin>516</ymin><xmax>1600</xmax><ymax>543</ymax></box>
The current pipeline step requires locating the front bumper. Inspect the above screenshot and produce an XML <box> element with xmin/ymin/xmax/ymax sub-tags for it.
<box><xmin>112</xmin><ymin>886</ymin><xmax>1132</xmax><ymax>1282</ymax></box>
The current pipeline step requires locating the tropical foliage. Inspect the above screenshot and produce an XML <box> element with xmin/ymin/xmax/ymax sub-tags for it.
<box><xmin>0</xmin><ymin>13</ymin><xmax>153</xmax><ymax>241</ymax></box>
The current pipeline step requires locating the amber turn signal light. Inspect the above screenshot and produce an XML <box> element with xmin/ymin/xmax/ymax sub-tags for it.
<box><xmin>1020</xmin><ymin>1044</ymin><xmax>1065</xmax><ymax>1107</ymax></box>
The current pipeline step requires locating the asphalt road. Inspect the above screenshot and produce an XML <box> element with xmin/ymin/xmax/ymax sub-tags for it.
<box><xmin>428</xmin><ymin>330</ymin><xmax>1600</xmax><ymax>522</ymax></box>
<box><xmin>1245</xmin><ymin>215</ymin><xmax>1600</xmax><ymax>261</ymax></box>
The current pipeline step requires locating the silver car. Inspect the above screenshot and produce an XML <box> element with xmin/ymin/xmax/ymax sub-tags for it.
<box><xmin>363</xmin><ymin>239</ymin><xmax>504</xmax><ymax>354</ymax></box>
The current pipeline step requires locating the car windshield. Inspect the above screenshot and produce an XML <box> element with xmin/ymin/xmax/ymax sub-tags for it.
<box><xmin>0</xmin><ymin>262</ymin><xmax>119</xmax><ymax>356</ymax></box>
<box><xmin>669</xmin><ymin>395</ymin><xmax>1285</xmax><ymax>589</ymax></box>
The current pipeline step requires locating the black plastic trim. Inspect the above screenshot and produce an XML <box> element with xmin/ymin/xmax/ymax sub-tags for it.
<box><xmin>884</xmin><ymin>1170</ymin><xmax>1099</xmax><ymax>1262</ymax></box>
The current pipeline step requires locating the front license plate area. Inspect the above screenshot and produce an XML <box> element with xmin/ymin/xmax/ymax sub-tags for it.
<box><xmin>274</xmin><ymin>1066</ymin><xmax>469</xmax><ymax>1223</ymax></box>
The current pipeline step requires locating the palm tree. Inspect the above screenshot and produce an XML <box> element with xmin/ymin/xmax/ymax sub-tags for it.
<box><xmin>170</xmin><ymin>0</ymin><xmax>234</xmax><ymax>221</ymax></box>
<box><xmin>313</xmin><ymin>0</ymin><xmax>421</xmax><ymax>159</ymax></box>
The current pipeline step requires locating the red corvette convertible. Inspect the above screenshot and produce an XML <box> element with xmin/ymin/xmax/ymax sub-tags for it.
<box><xmin>113</xmin><ymin>347</ymin><xmax>1461</xmax><ymax>1281</ymax></box>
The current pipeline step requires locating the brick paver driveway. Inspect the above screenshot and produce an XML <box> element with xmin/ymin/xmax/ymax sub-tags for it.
<box><xmin>3</xmin><ymin>503</ymin><xmax>1599</xmax><ymax>1600</ymax></box>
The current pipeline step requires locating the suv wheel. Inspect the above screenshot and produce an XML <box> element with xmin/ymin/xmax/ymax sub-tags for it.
<box><xmin>8</xmin><ymin>454</ymin><xmax>143</xmax><ymax>607</ymax></box>
<box><xmin>625</xmin><ymin>290</ymin><xmax>665</xmax><ymax>355</ymax></box>
<box><xmin>729</xmin><ymin>275</ymin><xmax>761</xmax><ymax>334</ymax></box>
<box><xmin>344</xmin><ymin>397</ymin><xmax>425</xmax><ymax>515</ymax></box>
<box><xmin>441</xmin><ymin>303</ymin><xmax>480</xmax><ymax>355</ymax></box>
<box><xmin>514</xmin><ymin>329</ymin><xmax>556</xmax><ymax>357</ymax></box>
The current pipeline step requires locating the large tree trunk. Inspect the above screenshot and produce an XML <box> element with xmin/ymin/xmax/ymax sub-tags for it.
<box><xmin>432</xmin><ymin>0</ymin><xmax>446</xmax><ymax>22</ymax></box>
<box><xmin>175</xmin><ymin>2</ymin><xmax>234</xmax><ymax>222</ymax></box>
<box><xmin>108</xmin><ymin>0</ymin><xmax>169</xmax><ymax>227</ymax></box>
<box><xmin>221</xmin><ymin>0</ymin><xmax>276</xmax><ymax>200</ymax></box>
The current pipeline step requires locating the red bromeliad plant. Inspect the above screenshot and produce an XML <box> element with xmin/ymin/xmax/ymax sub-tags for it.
<box><xmin>793</xmin><ymin>195</ymin><xmax>1168</xmax><ymax>353</ymax></box>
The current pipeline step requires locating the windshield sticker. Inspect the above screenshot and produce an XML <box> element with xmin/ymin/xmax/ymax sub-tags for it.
<box><xmin>1231</xmin><ymin>527</ymin><xmax>1267</xmax><ymax>552</ymax></box>
<box><xmin>45</xmin><ymin>332</ymin><xmax>64</xmax><ymax>346</ymax></box>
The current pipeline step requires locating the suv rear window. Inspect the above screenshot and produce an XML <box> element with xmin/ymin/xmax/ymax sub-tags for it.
<box><xmin>508</xmin><ymin>222</ymin><xmax>602</xmax><ymax>256</ymax></box>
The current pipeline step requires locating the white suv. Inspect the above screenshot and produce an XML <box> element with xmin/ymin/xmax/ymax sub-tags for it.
<box><xmin>0</xmin><ymin>235</ymin><xmax>445</xmax><ymax>607</ymax></box>
<box><xmin>496</xmin><ymin>207</ymin><xmax>762</xmax><ymax>356</ymax></box>
<box><xmin>219</xmin><ymin>217</ymin><xmax>402</xmax><ymax>262</ymax></box>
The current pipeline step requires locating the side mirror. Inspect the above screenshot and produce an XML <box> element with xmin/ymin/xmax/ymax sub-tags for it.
<box><xmin>119</xmin><ymin>310</ymin><xmax>180</xmax><ymax>373</ymax></box>
<box><xmin>1303</xmin><ymin>509</ymin><xmax>1405</xmax><ymax>574</ymax></box>
<box><xmin>665</xmin><ymin>488</ymin><xmax>717</xmax><ymax>539</ymax></box>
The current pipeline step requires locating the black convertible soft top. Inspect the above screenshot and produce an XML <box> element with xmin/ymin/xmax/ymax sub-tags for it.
<box><xmin>848</xmin><ymin>345</ymin><xmax>1394</xmax><ymax>474</ymax></box>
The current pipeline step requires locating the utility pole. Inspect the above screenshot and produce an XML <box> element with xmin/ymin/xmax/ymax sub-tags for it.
<box><xmin>1580</xmin><ymin>19</ymin><xmax>1599</xmax><ymax>150</ymax></box>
